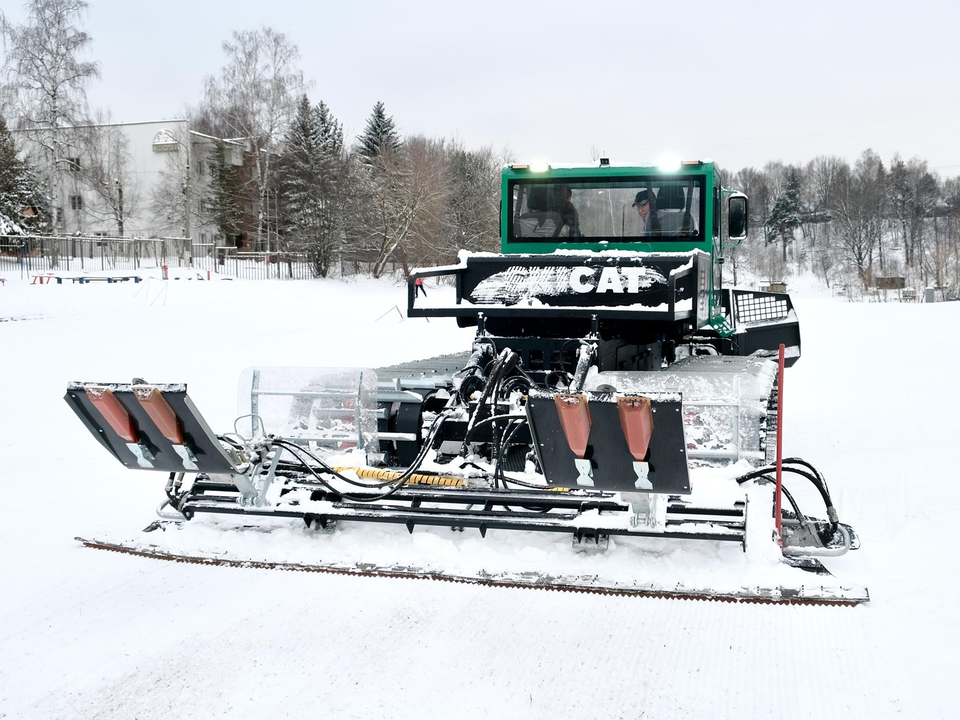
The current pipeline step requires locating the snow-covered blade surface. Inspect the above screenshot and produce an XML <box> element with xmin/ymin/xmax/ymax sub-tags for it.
<box><xmin>76</xmin><ymin>529</ymin><xmax>868</xmax><ymax>605</ymax></box>
<box><xmin>1</xmin><ymin>271</ymin><xmax>957</xmax><ymax>718</ymax></box>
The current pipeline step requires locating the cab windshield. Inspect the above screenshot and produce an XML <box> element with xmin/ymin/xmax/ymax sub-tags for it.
<box><xmin>509</xmin><ymin>176</ymin><xmax>704</xmax><ymax>242</ymax></box>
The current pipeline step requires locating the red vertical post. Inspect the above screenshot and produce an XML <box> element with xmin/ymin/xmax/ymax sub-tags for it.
<box><xmin>775</xmin><ymin>343</ymin><xmax>785</xmax><ymax>545</ymax></box>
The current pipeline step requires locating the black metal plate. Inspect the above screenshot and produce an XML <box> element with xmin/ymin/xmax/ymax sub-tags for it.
<box><xmin>526</xmin><ymin>392</ymin><xmax>690</xmax><ymax>494</ymax></box>
<box><xmin>64</xmin><ymin>384</ymin><xmax>237</xmax><ymax>474</ymax></box>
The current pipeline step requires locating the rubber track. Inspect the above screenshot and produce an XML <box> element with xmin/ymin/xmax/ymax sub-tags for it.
<box><xmin>76</xmin><ymin>537</ymin><xmax>862</xmax><ymax>607</ymax></box>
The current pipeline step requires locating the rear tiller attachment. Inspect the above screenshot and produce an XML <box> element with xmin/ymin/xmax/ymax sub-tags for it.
<box><xmin>64</xmin><ymin>355</ymin><xmax>865</xmax><ymax>605</ymax></box>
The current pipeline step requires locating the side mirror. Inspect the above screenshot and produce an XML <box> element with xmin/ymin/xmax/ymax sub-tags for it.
<box><xmin>727</xmin><ymin>194</ymin><xmax>748</xmax><ymax>242</ymax></box>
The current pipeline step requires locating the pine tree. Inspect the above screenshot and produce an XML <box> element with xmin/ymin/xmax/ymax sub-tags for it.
<box><xmin>874</xmin><ymin>158</ymin><xmax>888</xmax><ymax>274</ymax></box>
<box><xmin>207</xmin><ymin>140</ymin><xmax>243</xmax><ymax>244</ymax></box>
<box><xmin>311</xmin><ymin>99</ymin><xmax>345</xmax><ymax>273</ymax></box>
<box><xmin>314</xmin><ymin>101</ymin><xmax>343</xmax><ymax>158</ymax></box>
<box><xmin>282</xmin><ymin>95</ymin><xmax>319</xmax><ymax>256</ymax></box>
<box><xmin>767</xmin><ymin>167</ymin><xmax>802</xmax><ymax>262</ymax></box>
<box><xmin>0</xmin><ymin>116</ymin><xmax>48</xmax><ymax>235</ymax></box>
<box><xmin>281</xmin><ymin>95</ymin><xmax>345</xmax><ymax>276</ymax></box>
<box><xmin>889</xmin><ymin>156</ymin><xmax>910</xmax><ymax>265</ymax></box>
<box><xmin>357</xmin><ymin>101</ymin><xmax>400</xmax><ymax>161</ymax></box>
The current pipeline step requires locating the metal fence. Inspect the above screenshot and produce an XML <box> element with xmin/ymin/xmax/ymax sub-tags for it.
<box><xmin>0</xmin><ymin>235</ymin><xmax>191</xmax><ymax>278</ymax></box>
<box><xmin>0</xmin><ymin>235</ymin><xmax>319</xmax><ymax>280</ymax></box>
<box><xmin>193</xmin><ymin>246</ymin><xmax>318</xmax><ymax>280</ymax></box>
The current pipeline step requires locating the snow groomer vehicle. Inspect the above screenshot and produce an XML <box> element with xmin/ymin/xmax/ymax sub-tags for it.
<box><xmin>65</xmin><ymin>159</ymin><xmax>866</xmax><ymax>604</ymax></box>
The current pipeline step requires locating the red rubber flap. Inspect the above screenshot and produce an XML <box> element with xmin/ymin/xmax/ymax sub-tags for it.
<box><xmin>85</xmin><ymin>386</ymin><xmax>137</xmax><ymax>443</ymax></box>
<box><xmin>554</xmin><ymin>394</ymin><xmax>592</xmax><ymax>459</ymax></box>
<box><xmin>132</xmin><ymin>385</ymin><xmax>184</xmax><ymax>445</ymax></box>
<box><xmin>617</xmin><ymin>395</ymin><xmax>654</xmax><ymax>461</ymax></box>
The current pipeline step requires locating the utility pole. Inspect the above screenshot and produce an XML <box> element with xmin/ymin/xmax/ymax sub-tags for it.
<box><xmin>185</xmin><ymin>151</ymin><xmax>192</xmax><ymax>241</ymax></box>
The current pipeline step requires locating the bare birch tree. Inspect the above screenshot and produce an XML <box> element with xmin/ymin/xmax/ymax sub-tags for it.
<box><xmin>355</xmin><ymin>136</ymin><xmax>452</xmax><ymax>278</ymax></box>
<box><xmin>201</xmin><ymin>27</ymin><xmax>304</xmax><ymax>251</ymax></box>
<box><xmin>829</xmin><ymin>151</ymin><xmax>885</xmax><ymax>287</ymax></box>
<box><xmin>0</xmin><ymin>0</ymin><xmax>98</xmax><ymax>234</ymax></box>
<box><xmin>805</xmin><ymin>156</ymin><xmax>845</xmax><ymax>286</ymax></box>
<box><xmin>76</xmin><ymin>115</ymin><xmax>138</xmax><ymax>235</ymax></box>
<box><xmin>149</xmin><ymin>127</ymin><xmax>197</xmax><ymax>262</ymax></box>
<box><xmin>446</xmin><ymin>142</ymin><xmax>501</xmax><ymax>258</ymax></box>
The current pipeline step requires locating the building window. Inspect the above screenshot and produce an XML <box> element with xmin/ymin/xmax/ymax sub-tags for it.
<box><xmin>196</xmin><ymin>160</ymin><xmax>204</xmax><ymax>176</ymax></box>
<box><xmin>70</xmin><ymin>195</ymin><xmax>83</xmax><ymax>211</ymax></box>
<box><xmin>65</xmin><ymin>157</ymin><xmax>81</xmax><ymax>172</ymax></box>
<box><xmin>198</xmin><ymin>200</ymin><xmax>208</xmax><ymax>213</ymax></box>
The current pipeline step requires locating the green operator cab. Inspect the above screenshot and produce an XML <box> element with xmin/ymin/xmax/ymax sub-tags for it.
<box><xmin>500</xmin><ymin>161</ymin><xmax>749</xmax><ymax>333</ymax></box>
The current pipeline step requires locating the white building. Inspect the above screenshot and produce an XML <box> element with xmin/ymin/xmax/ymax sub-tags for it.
<box><xmin>14</xmin><ymin>119</ymin><xmax>247</xmax><ymax>252</ymax></box>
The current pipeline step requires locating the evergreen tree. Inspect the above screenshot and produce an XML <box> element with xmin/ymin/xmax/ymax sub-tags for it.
<box><xmin>0</xmin><ymin>116</ymin><xmax>48</xmax><ymax>235</ymax></box>
<box><xmin>889</xmin><ymin>155</ymin><xmax>910</xmax><ymax>264</ymax></box>
<box><xmin>873</xmin><ymin>158</ymin><xmax>888</xmax><ymax>274</ymax></box>
<box><xmin>207</xmin><ymin>140</ymin><xmax>243</xmax><ymax>244</ymax></box>
<box><xmin>314</xmin><ymin>101</ymin><xmax>344</xmax><ymax>158</ymax></box>
<box><xmin>281</xmin><ymin>95</ymin><xmax>345</xmax><ymax>276</ymax></box>
<box><xmin>357</xmin><ymin>101</ymin><xmax>400</xmax><ymax>161</ymax></box>
<box><xmin>283</xmin><ymin>94</ymin><xmax>317</xmax><ymax>193</ymax></box>
<box><xmin>767</xmin><ymin>166</ymin><xmax>802</xmax><ymax>262</ymax></box>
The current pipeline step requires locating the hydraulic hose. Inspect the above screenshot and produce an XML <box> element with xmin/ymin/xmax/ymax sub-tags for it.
<box><xmin>456</xmin><ymin>339</ymin><xmax>496</xmax><ymax>403</ymax></box>
<box><xmin>273</xmin><ymin>410</ymin><xmax>453</xmax><ymax>502</ymax></box>
<box><xmin>736</xmin><ymin>458</ymin><xmax>838</xmax><ymax>529</ymax></box>
<box><xmin>460</xmin><ymin>349</ymin><xmax>518</xmax><ymax>456</ymax></box>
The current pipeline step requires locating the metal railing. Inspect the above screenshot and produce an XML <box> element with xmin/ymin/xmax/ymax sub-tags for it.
<box><xmin>0</xmin><ymin>235</ymin><xmax>190</xmax><ymax>278</ymax></box>
<box><xmin>194</xmin><ymin>247</ymin><xmax>317</xmax><ymax>280</ymax></box>
<box><xmin>0</xmin><ymin>235</ymin><xmax>318</xmax><ymax>280</ymax></box>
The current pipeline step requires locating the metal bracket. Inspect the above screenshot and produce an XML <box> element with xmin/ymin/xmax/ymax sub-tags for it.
<box><xmin>229</xmin><ymin>470</ymin><xmax>258</xmax><ymax>505</ymax></box>
<box><xmin>126</xmin><ymin>442</ymin><xmax>155</xmax><ymax>469</ymax></box>
<box><xmin>624</xmin><ymin>492</ymin><xmax>667</xmax><ymax>530</ymax></box>
<box><xmin>172</xmin><ymin>444</ymin><xmax>199</xmax><ymax>471</ymax></box>
<box><xmin>306</xmin><ymin>517</ymin><xmax>338</xmax><ymax>534</ymax></box>
<box><xmin>572</xmin><ymin>532</ymin><xmax>609</xmax><ymax>553</ymax></box>
<box><xmin>633</xmin><ymin>461</ymin><xmax>652</xmax><ymax>490</ymax></box>
<box><xmin>250</xmin><ymin>445</ymin><xmax>282</xmax><ymax>507</ymax></box>
<box><xmin>574</xmin><ymin>458</ymin><xmax>594</xmax><ymax>487</ymax></box>
<box><xmin>708</xmin><ymin>313</ymin><xmax>736</xmax><ymax>338</ymax></box>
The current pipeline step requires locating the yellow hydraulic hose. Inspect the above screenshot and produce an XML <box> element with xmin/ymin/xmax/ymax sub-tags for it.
<box><xmin>333</xmin><ymin>466</ymin><xmax>464</xmax><ymax>487</ymax></box>
<box><xmin>333</xmin><ymin>466</ymin><xmax>569</xmax><ymax>492</ymax></box>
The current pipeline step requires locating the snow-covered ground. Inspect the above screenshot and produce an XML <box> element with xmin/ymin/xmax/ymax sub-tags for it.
<box><xmin>1</xmin><ymin>271</ymin><xmax>958</xmax><ymax>718</ymax></box>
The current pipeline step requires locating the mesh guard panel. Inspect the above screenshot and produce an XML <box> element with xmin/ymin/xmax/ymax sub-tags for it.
<box><xmin>734</xmin><ymin>292</ymin><xmax>790</xmax><ymax>324</ymax></box>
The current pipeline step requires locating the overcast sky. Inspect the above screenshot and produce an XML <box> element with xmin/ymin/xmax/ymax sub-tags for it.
<box><xmin>5</xmin><ymin>0</ymin><xmax>959</xmax><ymax>175</ymax></box>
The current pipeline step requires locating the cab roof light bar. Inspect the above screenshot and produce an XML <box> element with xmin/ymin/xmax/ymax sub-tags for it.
<box><xmin>511</xmin><ymin>163</ymin><xmax>551</xmax><ymax>172</ymax></box>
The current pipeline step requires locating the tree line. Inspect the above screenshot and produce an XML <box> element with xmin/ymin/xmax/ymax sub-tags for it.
<box><xmin>2</xmin><ymin>0</ymin><xmax>958</xmax><ymax>294</ymax></box>
<box><xmin>194</xmin><ymin>92</ymin><xmax>503</xmax><ymax>278</ymax></box>
<box><xmin>726</xmin><ymin>152</ymin><xmax>959</xmax><ymax>295</ymax></box>
<box><xmin>0</xmin><ymin>0</ymin><xmax>503</xmax><ymax>276</ymax></box>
